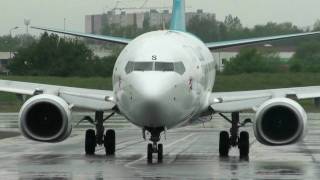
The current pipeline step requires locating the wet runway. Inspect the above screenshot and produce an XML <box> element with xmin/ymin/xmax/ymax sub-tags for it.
<box><xmin>0</xmin><ymin>113</ymin><xmax>320</xmax><ymax>179</ymax></box>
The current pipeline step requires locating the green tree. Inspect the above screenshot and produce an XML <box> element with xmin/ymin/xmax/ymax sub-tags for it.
<box><xmin>0</xmin><ymin>34</ymin><xmax>35</xmax><ymax>52</ymax></box>
<box><xmin>224</xmin><ymin>15</ymin><xmax>242</xmax><ymax>31</ymax></box>
<box><xmin>9</xmin><ymin>33</ymin><xmax>96</xmax><ymax>77</ymax></box>
<box><xmin>187</xmin><ymin>14</ymin><xmax>219</xmax><ymax>42</ymax></box>
<box><xmin>289</xmin><ymin>41</ymin><xmax>320</xmax><ymax>72</ymax></box>
<box><xmin>314</xmin><ymin>19</ymin><xmax>320</xmax><ymax>31</ymax></box>
<box><xmin>223</xmin><ymin>48</ymin><xmax>283</xmax><ymax>74</ymax></box>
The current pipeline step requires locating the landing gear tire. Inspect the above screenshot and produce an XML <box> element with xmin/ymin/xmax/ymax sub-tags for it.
<box><xmin>85</xmin><ymin>129</ymin><xmax>96</xmax><ymax>155</ymax></box>
<box><xmin>158</xmin><ymin>144</ymin><xmax>163</xmax><ymax>163</ymax></box>
<box><xmin>238</xmin><ymin>131</ymin><xmax>249</xmax><ymax>158</ymax></box>
<box><xmin>147</xmin><ymin>143</ymin><xmax>153</xmax><ymax>163</ymax></box>
<box><xmin>219</xmin><ymin>131</ymin><xmax>230</xmax><ymax>157</ymax></box>
<box><xmin>104</xmin><ymin>129</ymin><xmax>116</xmax><ymax>156</ymax></box>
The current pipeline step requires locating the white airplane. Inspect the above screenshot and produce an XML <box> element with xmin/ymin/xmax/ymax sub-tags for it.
<box><xmin>2</xmin><ymin>0</ymin><xmax>320</xmax><ymax>163</ymax></box>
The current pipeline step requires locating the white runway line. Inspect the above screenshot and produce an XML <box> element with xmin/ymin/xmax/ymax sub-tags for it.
<box><xmin>165</xmin><ymin>135</ymin><xmax>200</xmax><ymax>164</ymax></box>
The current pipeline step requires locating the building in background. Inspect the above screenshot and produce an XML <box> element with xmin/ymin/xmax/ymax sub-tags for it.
<box><xmin>0</xmin><ymin>52</ymin><xmax>13</xmax><ymax>74</ymax></box>
<box><xmin>85</xmin><ymin>9</ymin><xmax>213</xmax><ymax>34</ymax></box>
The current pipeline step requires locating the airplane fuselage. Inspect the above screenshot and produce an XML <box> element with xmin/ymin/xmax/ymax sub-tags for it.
<box><xmin>113</xmin><ymin>30</ymin><xmax>216</xmax><ymax>129</ymax></box>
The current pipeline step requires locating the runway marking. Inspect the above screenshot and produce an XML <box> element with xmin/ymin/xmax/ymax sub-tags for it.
<box><xmin>95</xmin><ymin>138</ymin><xmax>145</xmax><ymax>153</ymax></box>
<box><xmin>116</xmin><ymin>140</ymin><xmax>145</xmax><ymax>152</ymax></box>
<box><xmin>125</xmin><ymin>133</ymin><xmax>195</xmax><ymax>168</ymax></box>
<box><xmin>165</xmin><ymin>135</ymin><xmax>200</xmax><ymax>164</ymax></box>
<box><xmin>299</xmin><ymin>140</ymin><xmax>317</xmax><ymax>163</ymax></box>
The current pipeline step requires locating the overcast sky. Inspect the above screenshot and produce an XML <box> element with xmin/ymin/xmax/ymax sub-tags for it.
<box><xmin>1</xmin><ymin>0</ymin><xmax>320</xmax><ymax>36</ymax></box>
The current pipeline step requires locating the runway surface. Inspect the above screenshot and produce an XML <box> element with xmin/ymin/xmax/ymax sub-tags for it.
<box><xmin>0</xmin><ymin>113</ymin><xmax>320</xmax><ymax>179</ymax></box>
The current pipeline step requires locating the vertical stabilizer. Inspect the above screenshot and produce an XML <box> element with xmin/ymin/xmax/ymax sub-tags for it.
<box><xmin>170</xmin><ymin>0</ymin><xmax>186</xmax><ymax>31</ymax></box>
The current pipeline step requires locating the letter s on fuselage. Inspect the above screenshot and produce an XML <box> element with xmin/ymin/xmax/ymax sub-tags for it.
<box><xmin>112</xmin><ymin>30</ymin><xmax>216</xmax><ymax>129</ymax></box>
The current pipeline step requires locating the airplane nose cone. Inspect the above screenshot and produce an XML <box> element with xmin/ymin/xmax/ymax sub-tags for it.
<box><xmin>129</xmin><ymin>73</ymin><xmax>180</xmax><ymax>127</ymax></box>
<box><xmin>141</xmin><ymin>100</ymin><xmax>162</xmax><ymax>122</ymax></box>
<box><xmin>131</xmin><ymin>73</ymin><xmax>176</xmax><ymax>100</ymax></box>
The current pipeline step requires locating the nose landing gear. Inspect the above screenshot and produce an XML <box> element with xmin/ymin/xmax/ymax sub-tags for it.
<box><xmin>144</xmin><ymin>127</ymin><xmax>165</xmax><ymax>163</ymax></box>
<box><xmin>147</xmin><ymin>142</ymin><xmax>163</xmax><ymax>163</ymax></box>
<box><xmin>218</xmin><ymin>112</ymin><xmax>251</xmax><ymax>159</ymax></box>
<box><xmin>81</xmin><ymin>111</ymin><xmax>116</xmax><ymax>156</ymax></box>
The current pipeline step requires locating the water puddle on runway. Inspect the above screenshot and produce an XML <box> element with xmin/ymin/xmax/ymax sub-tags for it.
<box><xmin>0</xmin><ymin>113</ymin><xmax>319</xmax><ymax>179</ymax></box>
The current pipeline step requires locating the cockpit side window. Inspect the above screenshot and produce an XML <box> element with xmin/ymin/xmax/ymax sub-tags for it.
<box><xmin>125</xmin><ymin>61</ymin><xmax>134</xmax><ymax>74</ymax></box>
<box><xmin>174</xmin><ymin>62</ymin><xmax>186</xmax><ymax>75</ymax></box>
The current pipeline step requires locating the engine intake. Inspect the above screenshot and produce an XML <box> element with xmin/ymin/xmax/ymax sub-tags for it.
<box><xmin>254</xmin><ymin>98</ymin><xmax>307</xmax><ymax>145</ymax></box>
<box><xmin>19</xmin><ymin>94</ymin><xmax>72</xmax><ymax>143</ymax></box>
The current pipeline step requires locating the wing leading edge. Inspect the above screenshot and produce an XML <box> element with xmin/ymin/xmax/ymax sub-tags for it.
<box><xmin>31</xmin><ymin>26</ymin><xmax>131</xmax><ymax>45</ymax></box>
<box><xmin>210</xmin><ymin>86</ymin><xmax>320</xmax><ymax>113</ymax></box>
<box><xmin>0</xmin><ymin>80</ymin><xmax>115</xmax><ymax>111</ymax></box>
<box><xmin>205</xmin><ymin>31</ymin><xmax>320</xmax><ymax>50</ymax></box>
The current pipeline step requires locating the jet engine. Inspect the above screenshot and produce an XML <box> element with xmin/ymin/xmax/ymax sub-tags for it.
<box><xmin>253</xmin><ymin>98</ymin><xmax>307</xmax><ymax>145</ymax></box>
<box><xmin>19</xmin><ymin>94</ymin><xmax>72</xmax><ymax>143</ymax></box>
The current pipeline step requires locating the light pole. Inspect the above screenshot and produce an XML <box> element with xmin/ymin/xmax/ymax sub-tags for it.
<box><xmin>10</xmin><ymin>26</ymin><xmax>19</xmax><ymax>37</ymax></box>
<box><xmin>24</xmin><ymin>19</ymin><xmax>31</xmax><ymax>34</ymax></box>
<box><xmin>9</xmin><ymin>26</ymin><xmax>19</xmax><ymax>59</ymax></box>
<box><xmin>64</xmin><ymin>18</ymin><xmax>66</xmax><ymax>38</ymax></box>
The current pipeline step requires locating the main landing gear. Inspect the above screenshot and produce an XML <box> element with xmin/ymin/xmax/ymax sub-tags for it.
<box><xmin>143</xmin><ymin>127</ymin><xmax>165</xmax><ymax>163</ymax></box>
<box><xmin>81</xmin><ymin>111</ymin><xmax>116</xmax><ymax>156</ymax></box>
<box><xmin>219</xmin><ymin>112</ymin><xmax>251</xmax><ymax>159</ymax></box>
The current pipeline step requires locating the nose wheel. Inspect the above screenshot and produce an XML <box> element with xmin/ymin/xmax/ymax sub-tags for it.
<box><xmin>218</xmin><ymin>112</ymin><xmax>250</xmax><ymax>159</ymax></box>
<box><xmin>82</xmin><ymin>111</ymin><xmax>116</xmax><ymax>156</ymax></box>
<box><xmin>147</xmin><ymin>143</ymin><xmax>163</xmax><ymax>163</ymax></box>
<box><xmin>145</xmin><ymin>127</ymin><xmax>164</xmax><ymax>163</ymax></box>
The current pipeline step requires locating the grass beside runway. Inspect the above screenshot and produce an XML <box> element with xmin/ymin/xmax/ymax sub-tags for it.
<box><xmin>214</xmin><ymin>72</ymin><xmax>320</xmax><ymax>92</ymax></box>
<box><xmin>0</xmin><ymin>73</ymin><xmax>320</xmax><ymax>112</ymax></box>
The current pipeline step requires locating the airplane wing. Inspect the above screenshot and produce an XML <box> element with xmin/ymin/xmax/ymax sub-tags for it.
<box><xmin>205</xmin><ymin>31</ymin><xmax>320</xmax><ymax>50</ymax></box>
<box><xmin>31</xmin><ymin>26</ymin><xmax>131</xmax><ymax>45</ymax></box>
<box><xmin>210</xmin><ymin>86</ymin><xmax>320</xmax><ymax>113</ymax></box>
<box><xmin>0</xmin><ymin>80</ymin><xmax>115</xmax><ymax>111</ymax></box>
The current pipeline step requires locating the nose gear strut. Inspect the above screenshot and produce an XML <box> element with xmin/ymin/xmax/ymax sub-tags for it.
<box><xmin>218</xmin><ymin>112</ymin><xmax>251</xmax><ymax>159</ymax></box>
<box><xmin>143</xmin><ymin>127</ymin><xmax>165</xmax><ymax>163</ymax></box>
<box><xmin>79</xmin><ymin>111</ymin><xmax>116</xmax><ymax>156</ymax></box>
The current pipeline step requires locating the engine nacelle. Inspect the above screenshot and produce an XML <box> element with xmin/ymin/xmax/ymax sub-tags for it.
<box><xmin>254</xmin><ymin>98</ymin><xmax>307</xmax><ymax>146</ymax></box>
<box><xmin>19</xmin><ymin>94</ymin><xmax>72</xmax><ymax>143</ymax></box>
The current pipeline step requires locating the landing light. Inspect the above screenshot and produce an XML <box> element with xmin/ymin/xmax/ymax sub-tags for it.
<box><xmin>212</xmin><ymin>98</ymin><xmax>223</xmax><ymax>104</ymax></box>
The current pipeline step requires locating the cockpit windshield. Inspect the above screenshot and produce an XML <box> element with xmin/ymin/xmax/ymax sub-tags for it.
<box><xmin>133</xmin><ymin>62</ymin><xmax>153</xmax><ymax>71</ymax></box>
<box><xmin>155</xmin><ymin>62</ymin><xmax>174</xmax><ymax>71</ymax></box>
<box><xmin>125</xmin><ymin>61</ymin><xmax>186</xmax><ymax>75</ymax></box>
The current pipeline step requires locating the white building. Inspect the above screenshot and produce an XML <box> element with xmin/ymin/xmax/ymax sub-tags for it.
<box><xmin>85</xmin><ymin>9</ymin><xmax>213</xmax><ymax>34</ymax></box>
<box><xmin>0</xmin><ymin>52</ymin><xmax>13</xmax><ymax>73</ymax></box>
